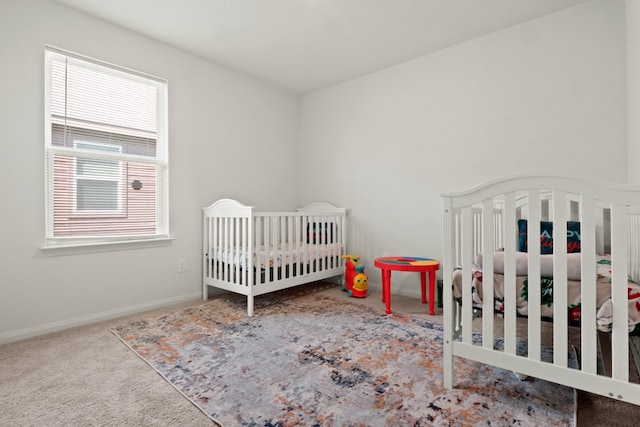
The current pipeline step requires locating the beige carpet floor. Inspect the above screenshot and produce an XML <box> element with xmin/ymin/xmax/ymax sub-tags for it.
<box><xmin>1</xmin><ymin>281</ymin><xmax>639</xmax><ymax>426</ymax></box>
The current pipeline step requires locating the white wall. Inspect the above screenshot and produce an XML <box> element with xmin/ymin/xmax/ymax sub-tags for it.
<box><xmin>628</xmin><ymin>0</ymin><xmax>640</xmax><ymax>184</ymax></box>
<box><xmin>0</xmin><ymin>0</ymin><xmax>628</xmax><ymax>341</ymax></box>
<box><xmin>0</xmin><ymin>0</ymin><xmax>299</xmax><ymax>342</ymax></box>
<box><xmin>299</xmin><ymin>0</ymin><xmax>627</xmax><ymax>297</ymax></box>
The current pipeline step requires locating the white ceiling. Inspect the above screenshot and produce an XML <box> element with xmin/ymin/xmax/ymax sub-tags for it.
<box><xmin>52</xmin><ymin>0</ymin><xmax>590</xmax><ymax>94</ymax></box>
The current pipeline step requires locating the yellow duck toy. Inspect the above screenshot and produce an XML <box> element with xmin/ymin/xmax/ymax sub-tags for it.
<box><xmin>348</xmin><ymin>266</ymin><xmax>368</xmax><ymax>298</ymax></box>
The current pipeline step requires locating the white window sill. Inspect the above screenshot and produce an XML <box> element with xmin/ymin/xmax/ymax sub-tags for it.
<box><xmin>41</xmin><ymin>237</ymin><xmax>174</xmax><ymax>256</ymax></box>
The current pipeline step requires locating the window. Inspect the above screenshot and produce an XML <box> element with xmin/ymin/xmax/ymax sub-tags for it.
<box><xmin>74</xmin><ymin>141</ymin><xmax>123</xmax><ymax>212</ymax></box>
<box><xmin>44</xmin><ymin>47</ymin><xmax>169</xmax><ymax>247</ymax></box>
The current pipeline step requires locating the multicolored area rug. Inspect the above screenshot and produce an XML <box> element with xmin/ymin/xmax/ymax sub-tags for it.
<box><xmin>110</xmin><ymin>291</ymin><xmax>575</xmax><ymax>426</ymax></box>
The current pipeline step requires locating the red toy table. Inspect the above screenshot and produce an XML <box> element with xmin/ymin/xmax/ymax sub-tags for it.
<box><xmin>373</xmin><ymin>256</ymin><xmax>440</xmax><ymax>315</ymax></box>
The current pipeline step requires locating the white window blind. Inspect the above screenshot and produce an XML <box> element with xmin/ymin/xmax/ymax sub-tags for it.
<box><xmin>44</xmin><ymin>47</ymin><xmax>169</xmax><ymax>247</ymax></box>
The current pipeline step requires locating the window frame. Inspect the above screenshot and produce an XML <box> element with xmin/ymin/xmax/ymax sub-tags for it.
<box><xmin>43</xmin><ymin>46</ymin><xmax>170</xmax><ymax>250</ymax></box>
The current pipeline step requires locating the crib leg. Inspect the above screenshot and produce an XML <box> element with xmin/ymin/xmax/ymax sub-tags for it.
<box><xmin>444</xmin><ymin>352</ymin><xmax>455</xmax><ymax>388</ymax></box>
<box><xmin>444</xmin><ymin>296</ymin><xmax>455</xmax><ymax>388</ymax></box>
<box><xmin>247</xmin><ymin>295</ymin><xmax>254</xmax><ymax>317</ymax></box>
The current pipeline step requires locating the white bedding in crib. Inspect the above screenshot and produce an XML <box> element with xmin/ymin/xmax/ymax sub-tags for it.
<box><xmin>211</xmin><ymin>242</ymin><xmax>343</xmax><ymax>269</ymax></box>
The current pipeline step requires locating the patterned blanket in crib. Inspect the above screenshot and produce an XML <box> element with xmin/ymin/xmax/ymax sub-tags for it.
<box><xmin>452</xmin><ymin>254</ymin><xmax>640</xmax><ymax>334</ymax></box>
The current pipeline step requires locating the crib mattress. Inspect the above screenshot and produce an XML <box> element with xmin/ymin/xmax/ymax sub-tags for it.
<box><xmin>211</xmin><ymin>242</ymin><xmax>343</xmax><ymax>269</ymax></box>
<box><xmin>452</xmin><ymin>253</ymin><xmax>640</xmax><ymax>333</ymax></box>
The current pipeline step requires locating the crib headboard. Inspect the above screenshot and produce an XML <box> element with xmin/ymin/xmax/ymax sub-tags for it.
<box><xmin>442</xmin><ymin>174</ymin><xmax>640</xmax><ymax>283</ymax></box>
<box><xmin>202</xmin><ymin>199</ymin><xmax>348</xmax><ymax>249</ymax></box>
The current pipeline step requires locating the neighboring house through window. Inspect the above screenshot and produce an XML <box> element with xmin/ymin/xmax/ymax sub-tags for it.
<box><xmin>44</xmin><ymin>47</ymin><xmax>169</xmax><ymax>247</ymax></box>
<box><xmin>74</xmin><ymin>141</ymin><xmax>122</xmax><ymax>212</ymax></box>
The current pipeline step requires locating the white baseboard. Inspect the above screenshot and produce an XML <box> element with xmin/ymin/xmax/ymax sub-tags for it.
<box><xmin>0</xmin><ymin>292</ymin><xmax>201</xmax><ymax>345</ymax></box>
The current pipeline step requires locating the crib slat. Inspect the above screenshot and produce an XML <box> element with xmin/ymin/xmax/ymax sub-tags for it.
<box><xmin>286</xmin><ymin>216</ymin><xmax>293</xmax><ymax>277</ymax></box>
<box><xmin>223</xmin><ymin>217</ymin><xmax>228</xmax><ymax>281</ymax></box>
<box><xmin>553</xmin><ymin>191</ymin><xmax>568</xmax><ymax>368</ymax></box>
<box><xmin>527</xmin><ymin>190</ymin><xmax>542</xmax><ymax>362</ymax></box>
<box><xmin>452</xmin><ymin>210</ymin><xmax>461</xmax><ymax>326</ymax></box>
<box><xmin>481</xmin><ymin>199</ymin><xmax>494</xmax><ymax>349</ymax></box>
<box><xmin>318</xmin><ymin>215</ymin><xmax>325</xmax><ymax>271</ymax></box>
<box><xmin>223</xmin><ymin>217</ymin><xmax>229</xmax><ymax>283</ymax></box>
<box><xmin>580</xmin><ymin>195</ymin><xmax>597</xmax><ymax>375</ymax></box>
<box><xmin>474</xmin><ymin>209</ymin><xmax>482</xmax><ymax>261</ymax></box>
<box><xmin>307</xmin><ymin>216</ymin><xmax>314</xmax><ymax>274</ymax></box>
<box><xmin>226</xmin><ymin>217</ymin><xmax>236</xmax><ymax>283</ymax></box>
<box><xmin>310</xmin><ymin>215</ymin><xmax>316</xmax><ymax>272</ymax></box>
<box><xmin>461</xmin><ymin>206</ymin><xmax>473</xmax><ymax>345</ymax></box>
<box><xmin>285</xmin><ymin>215</ymin><xmax>291</xmax><ymax>270</ymax></box>
<box><xmin>243</xmin><ymin>216</ymin><xmax>249</xmax><ymax>286</ymax></box>
<box><xmin>310</xmin><ymin>214</ymin><xmax>316</xmax><ymax>272</ymax></box>
<box><xmin>210</xmin><ymin>218</ymin><xmax>215</xmax><ymax>282</ymax></box>
<box><xmin>318</xmin><ymin>215</ymin><xmax>323</xmax><ymax>270</ymax></box>
<box><xmin>229</xmin><ymin>217</ymin><xmax>234</xmax><ymax>283</ymax></box>
<box><xmin>256</xmin><ymin>217</ymin><xmax>263</xmax><ymax>284</ymax></box>
<box><xmin>325</xmin><ymin>215</ymin><xmax>330</xmax><ymax>268</ymax></box>
<box><xmin>268</xmin><ymin>216</ymin><xmax>275</xmax><ymax>283</ymax></box>
<box><xmin>231</xmin><ymin>217</ymin><xmax>236</xmax><ymax>283</ymax></box>
<box><xmin>611</xmin><ymin>204</ymin><xmax>629</xmax><ymax>383</ymax></box>
<box><xmin>296</xmin><ymin>216</ymin><xmax>303</xmax><ymax>276</ymax></box>
<box><xmin>303</xmin><ymin>215</ymin><xmax>309</xmax><ymax>274</ymax></box>
<box><xmin>220</xmin><ymin>217</ymin><xmax>225</xmax><ymax>282</ymax></box>
<box><xmin>234</xmin><ymin>218</ymin><xmax>239</xmax><ymax>285</ymax></box>
<box><xmin>267</xmin><ymin>215</ymin><xmax>272</xmax><ymax>279</ymax></box>
<box><xmin>280</xmin><ymin>216</ymin><xmax>287</xmax><ymax>277</ymax></box>
<box><xmin>278</xmin><ymin>216</ymin><xmax>284</xmax><ymax>276</ymax></box>
<box><xmin>494</xmin><ymin>208</ymin><xmax>503</xmax><ymax>251</ymax></box>
<box><xmin>503</xmin><ymin>192</ymin><xmax>517</xmax><ymax>355</ymax></box>
<box><xmin>215</xmin><ymin>217</ymin><xmax>220</xmax><ymax>280</ymax></box>
<box><xmin>320</xmin><ymin>215</ymin><xmax>326</xmax><ymax>269</ymax></box>
<box><xmin>628</xmin><ymin>211</ymin><xmax>640</xmax><ymax>283</ymax></box>
<box><xmin>213</xmin><ymin>217</ymin><xmax>219</xmax><ymax>280</ymax></box>
<box><xmin>229</xmin><ymin>216</ymin><xmax>234</xmax><ymax>283</ymax></box>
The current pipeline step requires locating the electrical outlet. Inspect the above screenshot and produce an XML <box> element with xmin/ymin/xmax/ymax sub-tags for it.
<box><xmin>177</xmin><ymin>258</ymin><xmax>186</xmax><ymax>273</ymax></box>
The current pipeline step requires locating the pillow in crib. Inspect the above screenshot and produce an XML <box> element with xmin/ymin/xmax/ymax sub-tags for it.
<box><xmin>517</xmin><ymin>219</ymin><xmax>581</xmax><ymax>254</ymax></box>
<box><xmin>307</xmin><ymin>222</ymin><xmax>335</xmax><ymax>244</ymax></box>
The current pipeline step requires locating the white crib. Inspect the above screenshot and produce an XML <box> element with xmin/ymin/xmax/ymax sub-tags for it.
<box><xmin>202</xmin><ymin>199</ymin><xmax>347</xmax><ymax>316</ymax></box>
<box><xmin>442</xmin><ymin>174</ymin><xmax>640</xmax><ymax>407</ymax></box>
